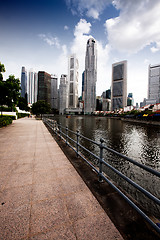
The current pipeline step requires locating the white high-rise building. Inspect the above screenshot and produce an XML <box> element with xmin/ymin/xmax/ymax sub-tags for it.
<box><xmin>28</xmin><ymin>69</ymin><xmax>38</xmax><ymax>105</ymax></box>
<box><xmin>68</xmin><ymin>54</ymin><xmax>79</xmax><ymax>108</ymax></box>
<box><xmin>34</xmin><ymin>72</ymin><xmax>38</xmax><ymax>103</ymax></box>
<box><xmin>59</xmin><ymin>74</ymin><xmax>68</xmax><ymax>115</ymax></box>
<box><xmin>111</xmin><ymin>60</ymin><xmax>127</xmax><ymax>111</ymax></box>
<box><xmin>51</xmin><ymin>74</ymin><xmax>58</xmax><ymax>110</ymax></box>
<box><xmin>148</xmin><ymin>64</ymin><xmax>160</xmax><ymax>104</ymax></box>
<box><xmin>84</xmin><ymin>38</ymin><xmax>97</xmax><ymax>114</ymax></box>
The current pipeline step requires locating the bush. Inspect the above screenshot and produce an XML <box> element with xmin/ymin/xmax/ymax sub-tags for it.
<box><xmin>17</xmin><ymin>113</ymin><xmax>29</xmax><ymax>118</ymax></box>
<box><xmin>0</xmin><ymin>116</ymin><xmax>13</xmax><ymax>127</ymax></box>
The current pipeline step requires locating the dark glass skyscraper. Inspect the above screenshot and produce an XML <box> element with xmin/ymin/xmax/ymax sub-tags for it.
<box><xmin>111</xmin><ymin>60</ymin><xmax>127</xmax><ymax>111</ymax></box>
<box><xmin>21</xmin><ymin>66</ymin><xmax>27</xmax><ymax>99</ymax></box>
<box><xmin>38</xmin><ymin>71</ymin><xmax>51</xmax><ymax>105</ymax></box>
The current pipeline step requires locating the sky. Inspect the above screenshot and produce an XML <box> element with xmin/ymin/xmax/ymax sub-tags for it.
<box><xmin>1</xmin><ymin>0</ymin><xmax>160</xmax><ymax>104</ymax></box>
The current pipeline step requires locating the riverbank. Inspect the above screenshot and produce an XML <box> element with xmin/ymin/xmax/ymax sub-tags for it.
<box><xmin>120</xmin><ymin>117</ymin><xmax>160</xmax><ymax>126</ymax></box>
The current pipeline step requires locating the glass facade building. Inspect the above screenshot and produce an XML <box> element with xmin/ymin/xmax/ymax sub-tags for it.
<box><xmin>28</xmin><ymin>70</ymin><xmax>38</xmax><ymax>105</ymax></box>
<box><xmin>59</xmin><ymin>74</ymin><xmax>68</xmax><ymax>115</ymax></box>
<box><xmin>38</xmin><ymin>71</ymin><xmax>51</xmax><ymax>106</ymax></box>
<box><xmin>68</xmin><ymin>54</ymin><xmax>79</xmax><ymax>108</ymax></box>
<box><xmin>21</xmin><ymin>66</ymin><xmax>27</xmax><ymax>99</ymax></box>
<box><xmin>51</xmin><ymin>74</ymin><xmax>58</xmax><ymax>110</ymax></box>
<box><xmin>148</xmin><ymin>64</ymin><xmax>160</xmax><ymax>103</ymax></box>
<box><xmin>111</xmin><ymin>61</ymin><xmax>127</xmax><ymax>111</ymax></box>
<box><xmin>84</xmin><ymin>38</ymin><xmax>97</xmax><ymax>114</ymax></box>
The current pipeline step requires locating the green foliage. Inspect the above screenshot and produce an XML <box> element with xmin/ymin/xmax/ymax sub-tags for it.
<box><xmin>31</xmin><ymin>100</ymin><xmax>51</xmax><ymax>116</ymax></box>
<box><xmin>17</xmin><ymin>96</ymin><xmax>29</xmax><ymax>111</ymax></box>
<box><xmin>0</xmin><ymin>116</ymin><xmax>12</xmax><ymax>127</ymax></box>
<box><xmin>5</xmin><ymin>75</ymin><xmax>21</xmax><ymax>109</ymax></box>
<box><xmin>0</xmin><ymin>62</ymin><xmax>5</xmax><ymax>81</ymax></box>
<box><xmin>17</xmin><ymin>113</ymin><xmax>29</xmax><ymax>119</ymax></box>
<box><xmin>0</xmin><ymin>106</ymin><xmax>16</xmax><ymax>112</ymax></box>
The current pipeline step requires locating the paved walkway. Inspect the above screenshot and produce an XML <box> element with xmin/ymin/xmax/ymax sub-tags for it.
<box><xmin>0</xmin><ymin>118</ymin><xmax>123</xmax><ymax>239</ymax></box>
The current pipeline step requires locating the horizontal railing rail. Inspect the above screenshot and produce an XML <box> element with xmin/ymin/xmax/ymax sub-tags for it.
<box><xmin>43</xmin><ymin>117</ymin><xmax>160</xmax><ymax>235</ymax></box>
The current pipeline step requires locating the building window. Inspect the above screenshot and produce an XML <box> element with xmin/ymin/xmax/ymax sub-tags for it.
<box><xmin>69</xmin><ymin>95</ymin><xmax>73</xmax><ymax>106</ymax></box>
<box><xmin>70</xmin><ymin>58</ymin><xmax>74</xmax><ymax>69</ymax></box>
<box><xmin>70</xmin><ymin>70</ymin><xmax>74</xmax><ymax>82</ymax></box>
<box><xmin>113</xmin><ymin>64</ymin><xmax>124</xmax><ymax>81</ymax></box>
<box><xmin>113</xmin><ymin>82</ymin><xmax>123</xmax><ymax>97</ymax></box>
<box><xmin>70</xmin><ymin>83</ymin><xmax>73</xmax><ymax>93</ymax></box>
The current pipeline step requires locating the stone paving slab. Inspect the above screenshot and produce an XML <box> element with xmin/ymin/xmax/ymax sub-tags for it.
<box><xmin>0</xmin><ymin>118</ymin><xmax>124</xmax><ymax>239</ymax></box>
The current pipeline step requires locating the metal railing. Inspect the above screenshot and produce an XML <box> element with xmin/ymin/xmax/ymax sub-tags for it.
<box><xmin>43</xmin><ymin>117</ymin><xmax>160</xmax><ymax>234</ymax></box>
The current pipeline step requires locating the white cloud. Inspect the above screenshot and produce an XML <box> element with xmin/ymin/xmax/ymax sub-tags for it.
<box><xmin>64</xmin><ymin>25</ymin><xmax>69</xmax><ymax>30</ymax></box>
<box><xmin>105</xmin><ymin>0</ymin><xmax>160</xmax><ymax>53</ymax></box>
<box><xmin>144</xmin><ymin>59</ymin><xmax>149</xmax><ymax>65</ymax></box>
<box><xmin>87</xmin><ymin>8</ymin><xmax>99</xmax><ymax>19</ymax></box>
<box><xmin>38</xmin><ymin>34</ymin><xmax>60</xmax><ymax>48</ymax></box>
<box><xmin>150</xmin><ymin>47</ymin><xmax>159</xmax><ymax>53</ymax></box>
<box><xmin>65</xmin><ymin>0</ymin><xmax>112</xmax><ymax>19</ymax></box>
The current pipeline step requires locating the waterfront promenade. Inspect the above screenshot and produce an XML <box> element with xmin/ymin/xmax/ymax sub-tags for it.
<box><xmin>0</xmin><ymin>118</ymin><xmax>123</xmax><ymax>239</ymax></box>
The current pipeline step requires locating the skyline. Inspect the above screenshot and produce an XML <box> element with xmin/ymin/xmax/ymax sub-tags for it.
<box><xmin>1</xmin><ymin>0</ymin><xmax>160</xmax><ymax>104</ymax></box>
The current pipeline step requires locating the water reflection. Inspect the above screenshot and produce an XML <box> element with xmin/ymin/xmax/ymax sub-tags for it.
<box><xmin>53</xmin><ymin>115</ymin><xmax>160</xmax><ymax>218</ymax></box>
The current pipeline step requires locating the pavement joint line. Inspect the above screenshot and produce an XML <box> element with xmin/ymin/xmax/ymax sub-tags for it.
<box><xmin>0</xmin><ymin>118</ymin><xmax>125</xmax><ymax>240</ymax></box>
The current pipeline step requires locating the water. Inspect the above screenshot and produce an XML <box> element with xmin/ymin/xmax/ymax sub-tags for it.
<box><xmin>53</xmin><ymin>115</ymin><xmax>160</xmax><ymax>218</ymax></box>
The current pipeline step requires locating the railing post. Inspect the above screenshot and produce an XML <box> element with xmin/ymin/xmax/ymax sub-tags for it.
<box><xmin>53</xmin><ymin>121</ymin><xmax>55</xmax><ymax>132</ymax></box>
<box><xmin>76</xmin><ymin>130</ymin><xmax>79</xmax><ymax>157</ymax></box>
<box><xmin>55</xmin><ymin>122</ymin><xmax>57</xmax><ymax>135</ymax></box>
<box><xmin>99</xmin><ymin>138</ymin><xmax>104</xmax><ymax>182</ymax></box>
<box><xmin>59</xmin><ymin>123</ymin><xmax>61</xmax><ymax>139</ymax></box>
<box><xmin>66</xmin><ymin>126</ymin><xmax>68</xmax><ymax>145</ymax></box>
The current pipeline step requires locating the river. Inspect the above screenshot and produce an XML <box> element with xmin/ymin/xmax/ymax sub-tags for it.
<box><xmin>53</xmin><ymin>115</ymin><xmax>160</xmax><ymax>219</ymax></box>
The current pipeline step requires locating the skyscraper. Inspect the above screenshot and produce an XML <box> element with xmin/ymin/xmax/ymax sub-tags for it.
<box><xmin>82</xmin><ymin>71</ymin><xmax>85</xmax><ymax>100</ymax></box>
<box><xmin>38</xmin><ymin>71</ymin><xmax>51</xmax><ymax>106</ymax></box>
<box><xmin>59</xmin><ymin>74</ymin><xmax>68</xmax><ymax>115</ymax></box>
<box><xmin>84</xmin><ymin>38</ymin><xmax>97</xmax><ymax>114</ymax></box>
<box><xmin>68</xmin><ymin>54</ymin><xmax>79</xmax><ymax>108</ymax></box>
<box><xmin>51</xmin><ymin>74</ymin><xmax>58</xmax><ymax>110</ymax></box>
<box><xmin>34</xmin><ymin>72</ymin><xmax>38</xmax><ymax>103</ymax></box>
<box><xmin>148</xmin><ymin>64</ymin><xmax>160</xmax><ymax>103</ymax></box>
<box><xmin>28</xmin><ymin>69</ymin><xmax>38</xmax><ymax>105</ymax></box>
<box><xmin>111</xmin><ymin>60</ymin><xmax>127</xmax><ymax>111</ymax></box>
<box><xmin>21</xmin><ymin>66</ymin><xmax>27</xmax><ymax>99</ymax></box>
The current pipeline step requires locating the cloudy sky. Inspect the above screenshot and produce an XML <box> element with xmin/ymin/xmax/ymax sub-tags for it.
<box><xmin>1</xmin><ymin>0</ymin><xmax>160</xmax><ymax>104</ymax></box>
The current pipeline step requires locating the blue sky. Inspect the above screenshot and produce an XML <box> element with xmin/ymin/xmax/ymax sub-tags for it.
<box><xmin>1</xmin><ymin>0</ymin><xmax>160</xmax><ymax>104</ymax></box>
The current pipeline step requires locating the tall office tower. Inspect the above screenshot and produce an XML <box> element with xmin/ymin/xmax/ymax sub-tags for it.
<box><xmin>111</xmin><ymin>60</ymin><xmax>127</xmax><ymax>111</ymax></box>
<box><xmin>21</xmin><ymin>66</ymin><xmax>27</xmax><ymax>99</ymax></box>
<box><xmin>82</xmin><ymin>71</ymin><xmax>85</xmax><ymax>100</ymax></box>
<box><xmin>59</xmin><ymin>74</ymin><xmax>68</xmax><ymax>115</ymax></box>
<box><xmin>127</xmin><ymin>93</ymin><xmax>133</xmax><ymax>106</ymax></box>
<box><xmin>68</xmin><ymin>54</ymin><xmax>79</xmax><ymax>108</ymax></box>
<box><xmin>148</xmin><ymin>64</ymin><xmax>160</xmax><ymax>103</ymax></box>
<box><xmin>38</xmin><ymin>71</ymin><xmax>51</xmax><ymax>105</ymax></box>
<box><xmin>28</xmin><ymin>69</ymin><xmax>37</xmax><ymax>105</ymax></box>
<box><xmin>51</xmin><ymin>74</ymin><xmax>58</xmax><ymax>110</ymax></box>
<box><xmin>27</xmin><ymin>69</ymin><xmax>34</xmax><ymax>104</ymax></box>
<box><xmin>34</xmin><ymin>72</ymin><xmax>38</xmax><ymax>103</ymax></box>
<box><xmin>84</xmin><ymin>38</ymin><xmax>97</xmax><ymax>114</ymax></box>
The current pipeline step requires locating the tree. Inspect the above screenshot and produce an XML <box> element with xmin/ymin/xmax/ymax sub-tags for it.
<box><xmin>17</xmin><ymin>96</ymin><xmax>29</xmax><ymax>111</ymax></box>
<box><xmin>0</xmin><ymin>62</ymin><xmax>6</xmax><ymax>116</ymax></box>
<box><xmin>5</xmin><ymin>75</ymin><xmax>21</xmax><ymax>110</ymax></box>
<box><xmin>0</xmin><ymin>62</ymin><xmax>5</xmax><ymax>81</ymax></box>
<box><xmin>31</xmin><ymin>100</ymin><xmax>51</xmax><ymax>118</ymax></box>
<box><xmin>0</xmin><ymin>63</ymin><xmax>21</xmax><ymax>115</ymax></box>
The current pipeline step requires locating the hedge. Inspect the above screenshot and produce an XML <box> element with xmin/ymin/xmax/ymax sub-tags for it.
<box><xmin>0</xmin><ymin>116</ymin><xmax>13</xmax><ymax>127</ymax></box>
<box><xmin>17</xmin><ymin>113</ymin><xmax>29</xmax><ymax>118</ymax></box>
